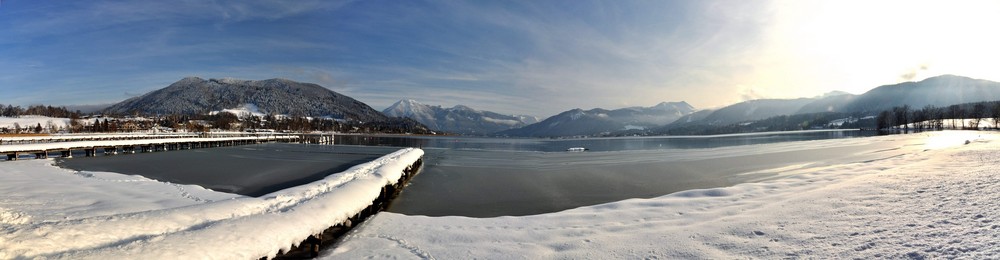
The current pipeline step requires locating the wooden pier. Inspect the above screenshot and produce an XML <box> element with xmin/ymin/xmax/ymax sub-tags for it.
<box><xmin>298</xmin><ymin>133</ymin><xmax>335</xmax><ymax>144</ymax></box>
<box><xmin>1</xmin><ymin>134</ymin><xmax>301</xmax><ymax>161</ymax></box>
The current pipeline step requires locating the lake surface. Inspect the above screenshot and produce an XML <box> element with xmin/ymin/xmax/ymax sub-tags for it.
<box><xmin>58</xmin><ymin>130</ymin><xmax>899</xmax><ymax>217</ymax></box>
<box><xmin>57</xmin><ymin>144</ymin><xmax>401</xmax><ymax>197</ymax></box>
<box><xmin>334</xmin><ymin>130</ymin><xmax>872</xmax><ymax>152</ymax></box>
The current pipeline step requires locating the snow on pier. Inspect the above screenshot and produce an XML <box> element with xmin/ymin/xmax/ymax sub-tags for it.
<box><xmin>0</xmin><ymin>133</ymin><xmax>198</xmax><ymax>144</ymax></box>
<box><xmin>0</xmin><ymin>148</ymin><xmax>424</xmax><ymax>259</ymax></box>
<box><xmin>1</xmin><ymin>134</ymin><xmax>300</xmax><ymax>160</ymax></box>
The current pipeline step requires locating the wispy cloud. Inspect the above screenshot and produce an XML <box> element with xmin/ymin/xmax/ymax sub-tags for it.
<box><xmin>6</xmin><ymin>1</ymin><xmax>1000</xmax><ymax>118</ymax></box>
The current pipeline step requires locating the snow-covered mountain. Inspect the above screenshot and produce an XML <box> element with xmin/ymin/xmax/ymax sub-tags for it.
<box><xmin>497</xmin><ymin>101</ymin><xmax>695</xmax><ymax>137</ymax></box>
<box><xmin>692</xmin><ymin>98</ymin><xmax>818</xmax><ymax>126</ymax></box>
<box><xmin>658</xmin><ymin>74</ymin><xmax>1000</xmax><ymax>134</ymax></box>
<box><xmin>382</xmin><ymin>99</ymin><xmax>539</xmax><ymax>135</ymax></box>
<box><xmin>841</xmin><ymin>74</ymin><xmax>1000</xmax><ymax>113</ymax></box>
<box><xmin>106</xmin><ymin>77</ymin><xmax>391</xmax><ymax>122</ymax></box>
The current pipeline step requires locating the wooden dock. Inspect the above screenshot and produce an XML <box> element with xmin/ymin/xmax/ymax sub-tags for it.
<box><xmin>297</xmin><ymin>133</ymin><xmax>335</xmax><ymax>144</ymax></box>
<box><xmin>0</xmin><ymin>134</ymin><xmax>301</xmax><ymax>160</ymax></box>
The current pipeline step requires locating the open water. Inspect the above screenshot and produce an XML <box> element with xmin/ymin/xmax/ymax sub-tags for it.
<box><xmin>58</xmin><ymin>130</ymin><xmax>890</xmax><ymax>217</ymax></box>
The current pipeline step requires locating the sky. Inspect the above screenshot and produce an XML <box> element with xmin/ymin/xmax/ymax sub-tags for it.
<box><xmin>2</xmin><ymin>0</ymin><xmax>1000</xmax><ymax>117</ymax></box>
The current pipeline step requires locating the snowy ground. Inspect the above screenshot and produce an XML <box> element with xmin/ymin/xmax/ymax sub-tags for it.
<box><xmin>0</xmin><ymin>116</ymin><xmax>71</xmax><ymax>130</ymax></box>
<box><xmin>0</xmin><ymin>148</ymin><xmax>423</xmax><ymax>259</ymax></box>
<box><xmin>2</xmin><ymin>132</ymin><xmax>997</xmax><ymax>259</ymax></box>
<box><xmin>330</xmin><ymin>131</ymin><xmax>999</xmax><ymax>259</ymax></box>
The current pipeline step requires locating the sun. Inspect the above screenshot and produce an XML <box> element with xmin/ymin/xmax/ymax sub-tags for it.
<box><xmin>753</xmin><ymin>0</ymin><xmax>1000</xmax><ymax>97</ymax></box>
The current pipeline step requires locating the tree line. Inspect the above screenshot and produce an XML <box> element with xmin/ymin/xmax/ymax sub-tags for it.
<box><xmin>2</xmin><ymin>103</ymin><xmax>429</xmax><ymax>135</ymax></box>
<box><xmin>0</xmin><ymin>104</ymin><xmax>80</xmax><ymax>118</ymax></box>
<box><xmin>875</xmin><ymin>101</ymin><xmax>1000</xmax><ymax>131</ymax></box>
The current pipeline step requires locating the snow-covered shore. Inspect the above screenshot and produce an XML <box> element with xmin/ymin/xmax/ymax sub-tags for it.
<box><xmin>331</xmin><ymin>131</ymin><xmax>999</xmax><ymax>259</ymax></box>
<box><xmin>0</xmin><ymin>148</ymin><xmax>423</xmax><ymax>259</ymax></box>
<box><xmin>2</xmin><ymin>132</ymin><xmax>997</xmax><ymax>259</ymax></box>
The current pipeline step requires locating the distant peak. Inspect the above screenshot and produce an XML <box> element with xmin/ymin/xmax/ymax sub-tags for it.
<box><xmin>264</xmin><ymin>78</ymin><xmax>298</xmax><ymax>84</ymax></box>
<box><xmin>210</xmin><ymin>77</ymin><xmax>251</xmax><ymax>84</ymax></box>
<box><xmin>385</xmin><ymin>99</ymin><xmax>427</xmax><ymax>112</ymax></box>
<box><xmin>393</xmin><ymin>99</ymin><xmax>424</xmax><ymax>106</ymax></box>
<box><xmin>652</xmin><ymin>101</ymin><xmax>695</xmax><ymax>111</ymax></box>
<box><xmin>179</xmin><ymin>76</ymin><xmax>205</xmax><ymax>82</ymax></box>
<box><xmin>819</xmin><ymin>90</ymin><xmax>852</xmax><ymax>98</ymax></box>
<box><xmin>654</xmin><ymin>101</ymin><xmax>690</xmax><ymax>106</ymax></box>
<box><xmin>451</xmin><ymin>105</ymin><xmax>475</xmax><ymax>111</ymax></box>
<box><xmin>921</xmin><ymin>74</ymin><xmax>973</xmax><ymax>82</ymax></box>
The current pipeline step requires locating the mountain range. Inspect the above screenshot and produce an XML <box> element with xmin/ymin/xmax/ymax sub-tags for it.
<box><xmin>99</xmin><ymin>74</ymin><xmax>1000</xmax><ymax>137</ymax></box>
<box><xmin>382</xmin><ymin>99</ymin><xmax>539</xmax><ymax>135</ymax></box>
<box><xmin>496</xmin><ymin>102</ymin><xmax>695</xmax><ymax>137</ymax></box>
<box><xmin>659</xmin><ymin>74</ymin><xmax>1000</xmax><ymax>134</ymax></box>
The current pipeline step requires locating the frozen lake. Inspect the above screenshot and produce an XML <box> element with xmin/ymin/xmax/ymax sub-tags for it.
<box><xmin>58</xmin><ymin>130</ymin><xmax>885</xmax><ymax>217</ymax></box>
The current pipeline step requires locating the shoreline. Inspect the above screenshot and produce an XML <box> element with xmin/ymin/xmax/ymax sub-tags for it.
<box><xmin>330</xmin><ymin>131</ymin><xmax>999</xmax><ymax>258</ymax></box>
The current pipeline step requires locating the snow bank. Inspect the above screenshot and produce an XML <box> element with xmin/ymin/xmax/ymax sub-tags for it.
<box><xmin>331</xmin><ymin>132</ymin><xmax>1000</xmax><ymax>259</ymax></box>
<box><xmin>0</xmin><ymin>148</ymin><xmax>423</xmax><ymax>259</ymax></box>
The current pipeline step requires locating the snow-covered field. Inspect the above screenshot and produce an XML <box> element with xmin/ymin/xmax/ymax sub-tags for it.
<box><xmin>0</xmin><ymin>148</ymin><xmax>423</xmax><ymax>259</ymax></box>
<box><xmin>330</xmin><ymin>131</ymin><xmax>999</xmax><ymax>259</ymax></box>
<box><xmin>0</xmin><ymin>116</ymin><xmax>71</xmax><ymax>130</ymax></box>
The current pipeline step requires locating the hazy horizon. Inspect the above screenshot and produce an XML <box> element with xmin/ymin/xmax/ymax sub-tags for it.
<box><xmin>3</xmin><ymin>1</ymin><xmax>1000</xmax><ymax>117</ymax></box>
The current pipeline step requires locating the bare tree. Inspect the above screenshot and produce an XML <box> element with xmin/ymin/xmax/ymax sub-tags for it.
<box><xmin>947</xmin><ymin>105</ymin><xmax>962</xmax><ymax>129</ymax></box>
<box><xmin>922</xmin><ymin>105</ymin><xmax>943</xmax><ymax>130</ymax></box>
<box><xmin>892</xmin><ymin>105</ymin><xmax>911</xmax><ymax>131</ymax></box>
<box><xmin>992</xmin><ymin>102</ymin><xmax>1000</xmax><ymax>130</ymax></box>
<box><xmin>970</xmin><ymin>103</ymin><xmax>986</xmax><ymax>129</ymax></box>
<box><xmin>876</xmin><ymin>110</ymin><xmax>893</xmax><ymax>130</ymax></box>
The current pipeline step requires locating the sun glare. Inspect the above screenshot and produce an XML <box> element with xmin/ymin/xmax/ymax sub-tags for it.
<box><xmin>761</xmin><ymin>0</ymin><xmax>1000</xmax><ymax>97</ymax></box>
<box><xmin>924</xmin><ymin>131</ymin><xmax>985</xmax><ymax>150</ymax></box>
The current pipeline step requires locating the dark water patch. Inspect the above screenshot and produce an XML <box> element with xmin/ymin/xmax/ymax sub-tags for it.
<box><xmin>56</xmin><ymin>144</ymin><xmax>400</xmax><ymax>197</ymax></box>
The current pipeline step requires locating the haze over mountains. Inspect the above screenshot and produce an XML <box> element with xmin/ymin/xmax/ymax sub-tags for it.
<box><xmin>496</xmin><ymin>75</ymin><xmax>1000</xmax><ymax>137</ymax></box>
<box><xmin>96</xmin><ymin>74</ymin><xmax>1000</xmax><ymax>136</ymax></box>
<box><xmin>382</xmin><ymin>99</ymin><xmax>539</xmax><ymax>135</ymax></box>
<box><xmin>496</xmin><ymin>102</ymin><xmax>695</xmax><ymax>137</ymax></box>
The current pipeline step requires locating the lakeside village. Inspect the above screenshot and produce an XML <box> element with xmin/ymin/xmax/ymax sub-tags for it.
<box><xmin>0</xmin><ymin>104</ymin><xmax>427</xmax><ymax>135</ymax></box>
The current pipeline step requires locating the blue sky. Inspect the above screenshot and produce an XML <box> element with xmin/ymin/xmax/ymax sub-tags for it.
<box><xmin>3</xmin><ymin>1</ymin><xmax>999</xmax><ymax>117</ymax></box>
